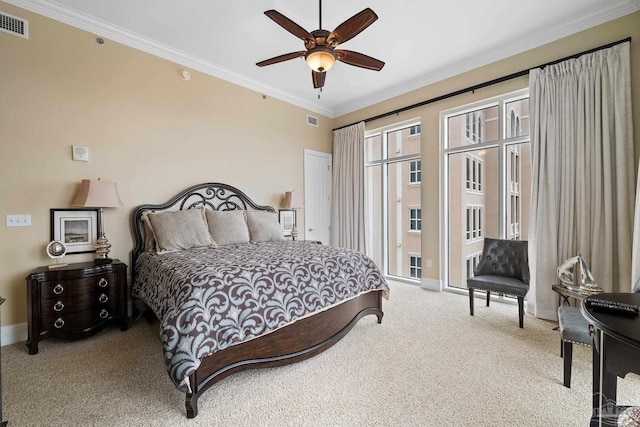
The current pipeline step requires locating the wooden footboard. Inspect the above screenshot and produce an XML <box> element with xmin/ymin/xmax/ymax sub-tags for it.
<box><xmin>185</xmin><ymin>289</ymin><xmax>384</xmax><ymax>418</ymax></box>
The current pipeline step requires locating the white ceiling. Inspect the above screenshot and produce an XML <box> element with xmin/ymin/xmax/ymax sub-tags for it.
<box><xmin>5</xmin><ymin>0</ymin><xmax>640</xmax><ymax>117</ymax></box>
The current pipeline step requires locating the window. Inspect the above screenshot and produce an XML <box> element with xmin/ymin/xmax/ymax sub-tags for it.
<box><xmin>365</xmin><ymin>121</ymin><xmax>422</xmax><ymax>281</ymax></box>
<box><xmin>465</xmin><ymin>112</ymin><xmax>484</xmax><ymax>143</ymax></box>
<box><xmin>465</xmin><ymin>205</ymin><xmax>482</xmax><ymax>241</ymax></box>
<box><xmin>409</xmin><ymin>208</ymin><xmax>421</xmax><ymax>231</ymax></box>
<box><xmin>465</xmin><ymin>155</ymin><xmax>482</xmax><ymax>192</ymax></box>
<box><xmin>466</xmin><ymin>252</ymin><xmax>482</xmax><ymax>279</ymax></box>
<box><xmin>409</xmin><ymin>160</ymin><xmax>421</xmax><ymax>183</ymax></box>
<box><xmin>410</xmin><ymin>255</ymin><xmax>422</xmax><ymax>279</ymax></box>
<box><xmin>443</xmin><ymin>90</ymin><xmax>531</xmax><ymax>289</ymax></box>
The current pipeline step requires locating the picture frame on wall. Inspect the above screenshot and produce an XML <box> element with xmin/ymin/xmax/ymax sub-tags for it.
<box><xmin>278</xmin><ymin>209</ymin><xmax>294</xmax><ymax>237</ymax></box>
<box><xmin>50</xmin><ymin>208</ymin><xmax>100</xmax><ymax>254</ymax></box>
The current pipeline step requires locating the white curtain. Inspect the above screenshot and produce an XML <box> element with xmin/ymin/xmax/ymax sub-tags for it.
<box><xmin>331</xmin><ymin>121</ymin><xmax>366</xmax><ymax>250</ymax></box>
<box><xmin>528</xmin><ymin>42</ymin><xmax>634</xmax><ymax>320</ymax></box>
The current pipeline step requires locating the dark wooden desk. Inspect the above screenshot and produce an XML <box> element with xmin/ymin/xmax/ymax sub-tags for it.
<box><xmin>581</xmin><ymin>293</ymin><xmax>640</xmax><ymax>426</ymax></box>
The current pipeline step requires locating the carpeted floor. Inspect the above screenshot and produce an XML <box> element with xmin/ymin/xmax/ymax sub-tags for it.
<box><xmin>3</xmin><ymin>281</ymin><xmax>639</xmax><ymax>426</ymax></box>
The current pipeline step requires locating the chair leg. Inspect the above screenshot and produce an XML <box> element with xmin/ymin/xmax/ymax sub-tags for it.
<box><xmin>486</xmin><ymin>291</ymin><xmax>490</xmax><ymax>307</ymax></box>
<box><xmin>517</xmin><ymin>296</ymin><xmax>524</xmax><ymax>328</ymax></box>
<box><xmin>560</xmin><ymin>338</ymin><xmax>563</xmax><ymax>357</ymax></box>
<box><xmin>469</xmin><ymin>288</ymin><xmax>474</xmax><ymax>316</ymax></box>
<box><xmin>562</xmin><ymin>340</ymin><xmax>573</xmax><ymax>388</ymax></box>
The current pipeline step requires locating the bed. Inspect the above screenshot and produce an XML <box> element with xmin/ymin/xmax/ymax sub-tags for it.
<box><xmin>130</xmin><ymin>182</ymin><xmax>389</xmax><ymax>418</ymax></box>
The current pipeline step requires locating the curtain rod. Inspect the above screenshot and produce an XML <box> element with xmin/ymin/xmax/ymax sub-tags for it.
<box><xmin>333</xmin><ymin>36</ymin><xmax>631</xmax><ymax>131</ymax></box>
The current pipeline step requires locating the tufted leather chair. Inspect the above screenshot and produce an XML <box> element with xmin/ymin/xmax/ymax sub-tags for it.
<box><xmin>467</xmin><ymin>238</ymin><xmax>530</xmax><ymax>328</ymax></box>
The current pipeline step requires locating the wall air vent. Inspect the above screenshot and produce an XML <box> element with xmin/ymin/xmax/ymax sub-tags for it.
<box><xmin>0</xmin><ymin>11</ymin><xmax>28</xmax><ymax>39</ymax></box>
<box><xmin>307</xmin><ymin>115</ymin><xmax>318</xmax><ymax>127</ymax></box>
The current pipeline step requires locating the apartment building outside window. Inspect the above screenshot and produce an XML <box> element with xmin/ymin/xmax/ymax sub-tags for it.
<box><xmin>365</xmin><ymin>121</ymin><xmax>422</xmax><ymax>283</ymax></box>
<box><xmin>466</xmin><ymin>252</ymin><xmax>482</xmax><ymax>279</ymax></box>
<box><xmin>409</xmin><ymin>254</ymin><xmax>422</xmax><ymax>279</ymax></box>
<box><xmin>409</xmin><ymin>207</ymin><xmax>421</xmax><ymax>231</ymax></box>
<box><xmin>442</xmin><ymin>90</ymin><xmax>531</xmax><ymax>289</ymax></box>
<box><xmin>410</xmin><ymin>160</ymin><xmax>421</xmax><ymax>184</ymax></box>
<box><xmin>465</xmin><ymin>155</ymin><xmax>483</xmax><ymax>192</ymax></box>
<box><xmin>465</xmin><ymin>205</ymin><xmax>483</xmax><ymax>241</ymax></box>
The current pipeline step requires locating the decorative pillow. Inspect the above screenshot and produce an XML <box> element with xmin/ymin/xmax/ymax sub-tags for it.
<box><xmin>142</xmin><ymin>215</ymin><xmax>156</xmax><ymax>252</ymax></box>
<box><xmin>142</xmin><ymin>207</ymin><xmax>217</xmax><ymax>254</ymax></box>
<box><xmin>245</xmin><ymin>211</ymin><xmax>285</xmax><ymax>242</ymax></box>
<box><xmin>205</xmin><ymin>210</ymin><xmax>250</xmax><ymax>246</ymax></box>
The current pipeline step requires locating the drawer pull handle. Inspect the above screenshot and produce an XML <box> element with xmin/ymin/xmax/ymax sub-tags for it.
<box><xmin>98</xmin><ymin>278</ymin><xmax>108</xmax><ymax>288</ymax></box>
<box><xmin>53</xmin><ymin>301</ymin><xmax>64</xmax><ymax>312</ymax></box>
<box><xmin>99</xmin><ymin>309</ymin><xmax>109</xmax><ymax>319</ymax></box>
<box><xmin>54</xmin><ymin>318</ymin><xmax>64</xmax><ymax>329</ymax></box>
<box><xmin>98</xmin><ymin>294</ymin><xmax>108</xmax><ymax>303</ymax></box>
<box><xmin>53</xmin><ymin>284</ymin><xmax>64</xmax><ymax>295</ymax></box>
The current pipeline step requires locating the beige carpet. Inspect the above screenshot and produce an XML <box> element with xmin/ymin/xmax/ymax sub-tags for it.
<box><xmin>3</xmin><ymin>281</ymin><xmax>640</xmax><ymax>426</ymax></box>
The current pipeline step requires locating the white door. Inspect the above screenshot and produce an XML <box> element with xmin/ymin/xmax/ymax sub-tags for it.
<box><xmin>304</xmin><ymin>149</ymin><xmax>332</xmax><ymax>244</ymax></box>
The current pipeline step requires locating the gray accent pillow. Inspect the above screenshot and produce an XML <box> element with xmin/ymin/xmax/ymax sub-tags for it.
<box><xmin>245</xmin><ymin>211</ymin><xmax>285</xmax><ymax>242</ymax></box>
<box><xmin>205</xmin><ymin>210</ymin><xmax>250</xmax><ymax>246</ymax></box>
<box><xmin>142</xmin><ymin>207</ymin><xmax>217</xmax><ymax>254</ymax></box>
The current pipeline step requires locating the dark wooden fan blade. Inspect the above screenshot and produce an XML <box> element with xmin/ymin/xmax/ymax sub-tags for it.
<box><xmin>336</xmin><ymin>50</ymin><xmax>385</xmax><ymax>71</ymax></box>
<box><xmin>264</xmin><ymin>10</ymin><xmax>316</xmax><ymax>48</ymax></box>
<box><xmin>312</xmin><ymin>70</ymin><xmax>326</xmax><ymax>89</ymax></box>
<box><xmin>327</xmin><ymin>8</ymin><xmax>378</xmax><ymax>47</ymax></box>
<box><xmin>256</xmin><ymin>51</ymin><xmax>306</xmax><ymax>67</ymax></box>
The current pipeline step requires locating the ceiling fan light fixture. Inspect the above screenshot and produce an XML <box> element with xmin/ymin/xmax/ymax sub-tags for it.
<box><xmin>305</xmin><ymin>46</ymin><xmax>337</xmax><ymax>73</ymax></box>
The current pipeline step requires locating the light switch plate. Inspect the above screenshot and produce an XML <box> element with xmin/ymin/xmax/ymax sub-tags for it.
<box><xmin>72</xmin><ymin>145</ymin><xmax>89</xmax><ymax>161</ymax></box>
<box><xmin>6</xmin><ymin>214</ymin><xmax>31</xmax><ymax>227</ymax></box>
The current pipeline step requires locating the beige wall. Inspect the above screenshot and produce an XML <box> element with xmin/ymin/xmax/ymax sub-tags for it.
<box><xmin>335</xmin><ymin>11</ymin><xmax>640</xmax><ymax>285</ymax></box>
<box><xmin>0</xmin><ymin>5</ymin><xmax>333</xmax><ymax>326</ymax></box>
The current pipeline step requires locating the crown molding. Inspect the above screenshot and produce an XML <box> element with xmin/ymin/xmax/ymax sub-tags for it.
<box><xmin>2</xmin><ymin>0</ymin><xmax>335</xmax><ymax>118</ymax></box>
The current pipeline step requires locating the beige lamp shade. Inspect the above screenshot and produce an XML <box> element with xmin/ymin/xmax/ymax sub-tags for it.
<box><xmin>71</xmin><ymin>179</ymin><xmax>123</xmax><ymax>208</ymax></box>
<box><xmin>283</xmin><ymin>191</ymin><xmax>304</xmax><ymax>209</ymax></box>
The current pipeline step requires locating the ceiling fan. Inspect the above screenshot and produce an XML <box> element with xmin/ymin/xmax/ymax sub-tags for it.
<box><xmin>256</xmin><ymin>1</ymin><xmax>385</xmax><ymax>90</ymax></box>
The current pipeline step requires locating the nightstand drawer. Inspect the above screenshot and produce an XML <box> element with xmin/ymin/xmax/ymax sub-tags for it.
<box><xmin>40</xmin><ymin>288</ymin><xmax>118</xmax><ymax>316</ymax></box>
<box><xmin>41</xmin><ymin>308</ymin><xmax>116</xmax><ymax>332</ymax></box>
<box><xmin>40</xmin><ymin>273</ymin><xmax>117</xmax><ymax>299</ymax></box>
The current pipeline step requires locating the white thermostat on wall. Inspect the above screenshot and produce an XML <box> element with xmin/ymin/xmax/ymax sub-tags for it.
<box><xmin>72</xmin><ymin>145</ymin><xmax>89</xmax><ymax>162</ymax></box>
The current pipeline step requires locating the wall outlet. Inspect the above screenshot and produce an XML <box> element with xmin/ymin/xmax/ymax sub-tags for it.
<box><xmin>6</xmin><ymin>214</ymin><xmax>31</xmax><ymax>227</ymax></box>
<box><xmin>426</xmin><ymin>259</ymin><xmax>433</xmax><ymax>268</ymax></box>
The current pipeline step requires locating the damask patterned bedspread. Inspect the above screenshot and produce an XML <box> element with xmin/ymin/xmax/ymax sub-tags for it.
<box><xmin>132</xmin><ymin>241</ymin><xmax>389</xmax><ymax>391</ymax></box>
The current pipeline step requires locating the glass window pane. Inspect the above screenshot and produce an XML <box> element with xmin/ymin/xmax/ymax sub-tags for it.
<box><xmin>447</xmin><ymin>147</ymin><xmax>499</xmax><ymax>288</ymax></box>
<box><xmin>387</xmin><ymin>126</ymin><xmax>421</xmax><ymax>159</ymax></box>
<box><xmin>365</xmin><ymin>134</ymin><xmax>382</xmax><ymax>162</ymax></box>
<box><xmin>365</xmin><ymin>164</ymin><xmax>382</xmax><ymax>267</ymax></box>
<box><xmin>446</xmin><ymin>105</ymin><xmax>499</xmax><ymax>148</ymax></box>
<box><xmin>387</xmin><ymin>160</ymin><xmax>421</xmax><ymax>279</ymax></box>
<box><xmin>505</xmin><ymin>98</ymin><xmax>530</xmax><ymax>138</ymax></box>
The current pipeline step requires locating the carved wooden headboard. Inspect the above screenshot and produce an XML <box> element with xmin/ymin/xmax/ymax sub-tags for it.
<box><xmin>130</xmin><ymin>182</ymin><xmax>275</xmax><ymax>279</ymax></box>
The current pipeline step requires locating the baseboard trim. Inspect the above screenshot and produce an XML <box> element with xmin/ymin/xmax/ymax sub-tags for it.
<box><xmin>1</xmin><ymin>322</ymin><xmax>27</xmax><ymax>347</ymax></box>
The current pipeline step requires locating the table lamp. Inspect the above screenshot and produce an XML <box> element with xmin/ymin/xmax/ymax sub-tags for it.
<box><xmin>71</xmin><ymin>178</ymin><xmax>123</xmax><ymax>264</ymax></box>
<box><xmin>283</xmin><ymin>190</ymin><xmax>304</xmax><ymax>240</ymax></box>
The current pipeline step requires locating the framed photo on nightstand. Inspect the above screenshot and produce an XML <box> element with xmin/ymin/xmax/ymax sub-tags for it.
<box><xmin>278</xmin><ymin>209</ymin><xmax>294</xmax><ymax>237</ymax></box>
<box><xmin>50</xmin><ymin>208</ymin><xmax>100</xmax><ymax>254</ymax></box>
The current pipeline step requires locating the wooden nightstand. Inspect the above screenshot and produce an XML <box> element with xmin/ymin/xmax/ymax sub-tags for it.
<box><xmin>25</xmin><ymin>260</ymin><xmax>128</xmax><ymax>355</ymax></box>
